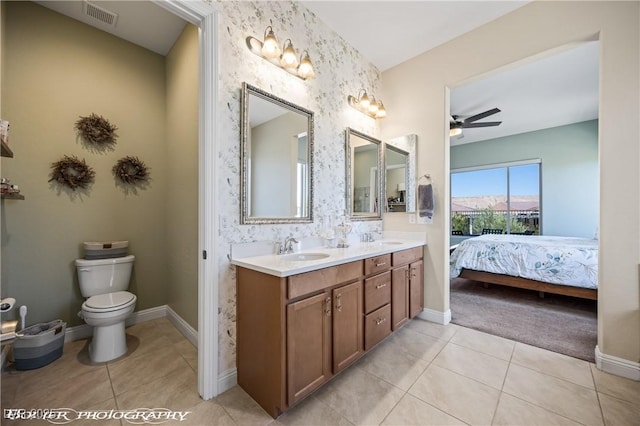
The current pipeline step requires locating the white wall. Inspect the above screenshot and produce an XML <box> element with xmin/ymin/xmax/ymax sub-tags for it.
<box><xmin>215</xmin><ymin>1</ymin><xmax>383</xmax><ymax>373</ymax></box>
<box><xmin>382</xmin><ymin>1</ymin><xmax>639</xmax><ymax>366</ymax></box>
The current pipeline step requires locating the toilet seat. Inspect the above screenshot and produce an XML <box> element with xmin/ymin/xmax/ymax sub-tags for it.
<box><xmin>82</xmin><ymin>291</ymin><xmax>136</xmax><ymax>313</ymax></box>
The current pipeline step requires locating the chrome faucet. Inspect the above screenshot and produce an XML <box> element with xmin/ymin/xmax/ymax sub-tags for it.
<box><xmin>276</xmin><ymin>236</ymin><xmax>299</xmax><ymax>255</ymax></box>
<box><xmin>361</xmin><ymin>232</ymin><xmax>375</xmax><ymax>242</ymax></box>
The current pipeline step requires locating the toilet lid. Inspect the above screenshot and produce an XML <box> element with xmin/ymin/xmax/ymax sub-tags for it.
<box><xmin>85</xmin><ymin>291</ymin><xmax>135</xmax><ymax>310</ymax></box>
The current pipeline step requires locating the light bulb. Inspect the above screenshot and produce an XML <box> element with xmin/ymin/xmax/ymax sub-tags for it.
<box><xmin>375</xmin><ymin>102</ymin><xmax>387</xmax><ymax>118</ymax></box>
<box><xmin>297</xmin><ymin>51</ymin><xmax>315</xmax><ymax>79</ymax></box>
<box><xmin>280</xmin><ymin>40</ymin><xmax>298</xmax><ymax>69</ymax></box>
<box><xmin>261</xmin><ymin>26</ymin><xmax>281</xmax><ymax>59</ymax></box>
<box><xmin>359</xmin><ymin>91</ymin><xmax>370</xmax><ymax>110</ymax></box>
<box><xmin>368</xmin><ymin>98</ymin><xmax>379</xmax><ymax>115</ymax></box>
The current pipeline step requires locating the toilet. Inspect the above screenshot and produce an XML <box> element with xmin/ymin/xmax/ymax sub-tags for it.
<box><xmin>75</xmin><ymin>255</ymin><xmax>137</xmax><ymax>363</ymax></box>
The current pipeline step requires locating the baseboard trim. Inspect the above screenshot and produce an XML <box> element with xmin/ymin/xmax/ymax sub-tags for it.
<box><xmin>64</xmin><ymin>305</ymin><xmax>241</xmax><ymax>393</ymax></box>
<box><xmin>417</xmin><ymin>307</ymin><xmax>451</xmax><ymax>325</ymax></box>
<box><xmin>595</xmin><ymin>346</ymin><xmax>640</xmax><ymax>381</ymax></box>
<box><xmin>218</xmin><ymin>368</ymin><xmax>237</xmax><ymax>394</ymax></box>
<box><xmin>64</xmin><ymin>305</ymin><xmax>168</xmax><ymax>343</ymax></box>
<box><xmin>166</xmin><ymin>305</ymin><xmax>198</xmax><ymax>347</ymax></box>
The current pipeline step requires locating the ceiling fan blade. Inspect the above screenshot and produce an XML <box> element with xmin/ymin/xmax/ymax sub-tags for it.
<box><xmin>464</xmin><ymin>107</ymin><xmax>501</xmax><ymax>123</ymax></box>
<box><xmin>462</xmin><ymin>121</ymin><xmax>502</xmax><ymax>128</ymax></box>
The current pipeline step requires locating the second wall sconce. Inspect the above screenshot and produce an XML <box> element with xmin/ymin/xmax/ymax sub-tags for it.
<box><xmin>348</xmin><ymin>89</ymin><xmax>387</xmax><ymax>119</ymax></box>
<box><xmin>246</xmin><ymin>26</ymin><xmax>315</xmax><ymax>80</ymax></box>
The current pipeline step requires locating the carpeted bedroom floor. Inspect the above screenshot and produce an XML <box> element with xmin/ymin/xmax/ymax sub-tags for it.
<box><xmin>450</xmin><ymin>278</ymin><xmax>598</xmax><ymax>362</ymax></box>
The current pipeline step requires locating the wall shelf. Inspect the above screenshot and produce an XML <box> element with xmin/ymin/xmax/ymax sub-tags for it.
<box><xmin>1</xmin><ymin>139</ymin><xmax>24</xmax><ymax>200</ymax></box>
<box><xmin>1</xmin><ymin>141</ymin><xmax>13</xmax><ymax>158</ymax></box>
<box><xmin>1</xmin><ymin>193</ymin><xmax>25</xmax><ymax>200</ymax></box>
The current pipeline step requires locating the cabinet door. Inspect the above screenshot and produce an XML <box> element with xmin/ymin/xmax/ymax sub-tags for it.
<box><xmin>409</xmin><ymin>260</ymin><xmax>424</xmax><ymax>318</ymax></box>
<box><xmin>332</xmin><ymin>281</ymin><xmax>363</xmax><ymax>373</ymax></box>
<box><xmin>391</xmin><ymin>266</ymin><xmax>409</xmax><ymax>330</ymax></box>
<box><xmin>287</xmin><ymin>292</ymin><xmax>331</xmax><ymax>405</ymax></box>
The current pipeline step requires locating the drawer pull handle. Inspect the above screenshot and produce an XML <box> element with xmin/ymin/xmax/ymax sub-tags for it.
<box><xmin>335</xmin><ymin>294</ymin><xmax>342</xmax><ymax>312</ymax></box>
<box><xmin>375</xmin><ymin>317</ymin><xmax>387</xmax><ymax>325</ymax></box>
<box><xmin>325</xmin><ymin>297</ymin><xmax>332</xmax><ymax>316</ymax></box>
<box><xmin>375</xmin><ymin>283</ymin><xmax>387</xmax><ymax>289</ymax></box>
<box><xmin>375</xmin><ymin>262</ymin><xmax>386</xmax><ymax>267</ymax></box>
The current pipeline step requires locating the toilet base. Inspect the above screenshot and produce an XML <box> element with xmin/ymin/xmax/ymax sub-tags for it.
<box><xmin>89</xmin><ymin>321</ymin><xmax>127</xmax><ymax>363</ymax></box>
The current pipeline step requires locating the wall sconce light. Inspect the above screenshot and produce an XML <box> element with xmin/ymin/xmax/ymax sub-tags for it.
<box><xmin>348</xmin><ymin>89</ymin><xmax>387</xmax><ymax>119</ymax></box>
<box><xmin>246</xmin><ymin>26</ymin><xmax>315</xmax><ymax>80</ymax></box>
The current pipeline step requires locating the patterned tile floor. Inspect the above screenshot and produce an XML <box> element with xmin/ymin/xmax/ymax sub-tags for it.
<box><xmin>2</xmin><ymin>317</ymin><xmax>639</xmax><ymax>425</ymax></box>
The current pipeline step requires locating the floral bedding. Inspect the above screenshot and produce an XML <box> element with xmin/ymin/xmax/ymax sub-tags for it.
<box><xmin>450</xmin><ymin>234</ymin><xmax>598</xmax><ymax>289</ymax></box>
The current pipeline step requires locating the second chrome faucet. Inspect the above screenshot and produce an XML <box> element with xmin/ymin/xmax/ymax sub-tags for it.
<box><xmin>276</xmin><ymin>236</ymin><xmax>299</xmax><ymax>255</ymax></box>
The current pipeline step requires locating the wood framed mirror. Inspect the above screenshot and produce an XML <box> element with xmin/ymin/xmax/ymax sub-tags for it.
<box><xmin>240</xmin><ymin>82</ymin><xmax>314</xmax><ymax>224</ymax></box>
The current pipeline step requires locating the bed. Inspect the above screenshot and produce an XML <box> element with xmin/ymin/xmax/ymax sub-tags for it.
<box><xmin>450</xmin><ymin>234</ymin><xmax>598</xmax><ymax>300</ymax></box>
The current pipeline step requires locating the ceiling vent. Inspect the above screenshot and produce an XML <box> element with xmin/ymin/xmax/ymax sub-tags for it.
<box><xmin>83</xmin><ymin>1</ymin><xmax>118</xmax><ymax>27</ymax></box>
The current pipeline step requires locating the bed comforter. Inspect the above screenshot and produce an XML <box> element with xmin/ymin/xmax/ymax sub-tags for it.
<box><xmin>450</xmin><ymin>234</ymin><xmax>598</xmax><ymax>289</ymax></box>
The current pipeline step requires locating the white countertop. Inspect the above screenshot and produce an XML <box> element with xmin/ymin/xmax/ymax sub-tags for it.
<box><xmin>230</xmin><ymin>239</ymin><xmax>426</xmax><ymax>277</ymax></box>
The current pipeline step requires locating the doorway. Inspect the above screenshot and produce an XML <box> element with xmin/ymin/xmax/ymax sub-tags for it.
<box><xmin>447</xmin><ymin>41</ymin><xmax>600</xmax><ymax>362</ymax></box>
<box><xmin>152</xmin><ymin>0</ymin><xmax>218</xmax><ymax>400</ymax></box>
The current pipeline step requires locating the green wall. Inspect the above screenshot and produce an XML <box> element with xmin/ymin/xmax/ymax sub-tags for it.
<box><xmin>165</xmin><ymin>24</ymin><xmax>199</xmax><ymax>329</ymax></box>
<box><xmin>1</xmin><ymin>2</ymin><xmax>198</xmax><ymax>328</ymax></box>
<box><xmin>451</xmin><ymin>120</ymin><xmax>599</xmax><ymax>238</ymax></box>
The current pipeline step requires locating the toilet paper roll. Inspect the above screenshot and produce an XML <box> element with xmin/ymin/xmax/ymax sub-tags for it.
<box><xmin>0</xmin><ymin>297</ymin><xmax>16</xmax><ymax>312</ymax></box>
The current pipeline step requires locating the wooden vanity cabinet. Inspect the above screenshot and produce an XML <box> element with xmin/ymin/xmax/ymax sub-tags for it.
<box><xmin>391</xmin><ymin>247</ymin><xmax>424</xmax><ymax>329</ymax></box>
<box><xmin>236</xmin><ymin>246</ymin><xmax>423</xmax><ymax>418</ymax></box>
<box><xmin>237</xmin><ymin>261</ymin><xmax>362</xmax><ymax>417</ymax></box>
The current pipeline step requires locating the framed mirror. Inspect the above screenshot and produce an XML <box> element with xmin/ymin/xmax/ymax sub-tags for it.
<box><xmin>345</xmin><ymin>128</ymin><xmax>383</xmax><ymax>221</ymax></box>
<box><xmin>385</xmin><ymin>134</ymin><xmax>417</xmax><ymax>213</ymax></box>
<box><xmin>240</xmin><ymin>82</ymin><xmax>314</xmax><ymax>224</ymax></box>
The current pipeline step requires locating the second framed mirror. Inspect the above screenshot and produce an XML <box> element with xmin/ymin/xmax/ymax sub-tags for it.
<box><xmin>345</xmin><ymin>128</ymin><xmax>383</xmax><ymax>221</ymax></box>
<box><xmin>385</xmin><ymin>134</ymin><xmax>417</xmax><ymax>213</ymax></box>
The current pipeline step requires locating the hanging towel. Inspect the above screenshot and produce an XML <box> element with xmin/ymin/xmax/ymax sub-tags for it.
<box><xmin>418</xmin><ymin>183</ymin><xmax>434</xmax><ymax>218</ymax></box>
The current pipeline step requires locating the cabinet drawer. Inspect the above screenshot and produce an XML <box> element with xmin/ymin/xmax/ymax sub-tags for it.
<box><xmin>288</xmin><ymin>261</ymin><xmax>362</xmax><ymax>300</ymax></box>
<box><xmin>364</xmin><ymin>271</ymin><xmax>391</xmax><ymax>314</ymax></box>
<box><xmin>392</xmin><ymin>247</ymin><xmax>423</xmax><ymax>267</ymax></box>
<box><xmin>364</xmin><ymin>304</ymin><xmax>391</xmax><ymax>350</ymax></box>
<box><xmin>364</xmin><ymin>254</ymin><xmax>391</xmax><ymax>276</ymax></box>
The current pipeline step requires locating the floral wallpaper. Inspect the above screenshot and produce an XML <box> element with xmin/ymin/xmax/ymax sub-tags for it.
<box><xmin>214</xmin><ymin>0</ymin><xmax>383</xmax><ymax>373</ymax></box>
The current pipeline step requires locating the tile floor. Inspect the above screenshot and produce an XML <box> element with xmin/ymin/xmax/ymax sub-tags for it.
<box><xmin>2</xmin><ymin>317</ymin><xmax>639</xmax><ymax>425</ymax></box>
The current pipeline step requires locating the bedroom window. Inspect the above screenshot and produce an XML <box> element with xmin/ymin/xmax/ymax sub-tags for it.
<box><xmin>451</xmin><ymin>160</ymin><xmax>540</xmax><ymax>235</ymax></box>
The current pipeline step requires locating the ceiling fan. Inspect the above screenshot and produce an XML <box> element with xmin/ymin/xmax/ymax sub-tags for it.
<box><xmin>450</xmin><ymin>107</ymin><xmax>502</xmax><ymax>137</ymax></box>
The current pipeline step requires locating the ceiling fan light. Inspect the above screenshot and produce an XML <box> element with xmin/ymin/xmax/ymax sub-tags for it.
<box><xmin>450</xmin><ymin>127</ymin><xmax>462</xmax><ymax>137</ymax></box>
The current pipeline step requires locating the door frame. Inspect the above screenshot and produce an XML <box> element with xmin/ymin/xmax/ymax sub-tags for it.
<box><xmin>153</xmin><ymin>0</ymin><xmax>219</xmax><ymax>400</ymax></box>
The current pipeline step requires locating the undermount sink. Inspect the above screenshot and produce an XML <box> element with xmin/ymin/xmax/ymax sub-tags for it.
<box><xmin>283</xmin><ymin>253</ymin><xmax>330</xmax><ymax>262</ymax></box>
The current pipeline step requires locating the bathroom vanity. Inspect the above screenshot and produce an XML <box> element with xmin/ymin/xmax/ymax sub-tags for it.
<box><xmin>233</xmin><ymin>240</ymin><xmax>425</xmax><ymax>418</ymax></box>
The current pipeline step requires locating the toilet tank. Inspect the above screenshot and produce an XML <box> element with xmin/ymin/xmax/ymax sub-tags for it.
<box><xmin>75</xmin><ymin>255</ymin><xmax>135</xmax><ymax>297</ymax></box>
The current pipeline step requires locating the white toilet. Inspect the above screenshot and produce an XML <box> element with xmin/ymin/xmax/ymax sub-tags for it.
<box><xmin>75</xmin><ymin>255</ymin><xmax>137</xmax><ymax>363</ymax></box>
